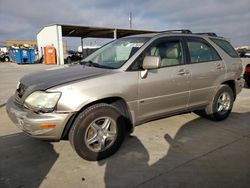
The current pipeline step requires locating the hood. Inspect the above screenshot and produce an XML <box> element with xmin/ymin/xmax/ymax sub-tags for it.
<box><xmin>17</xmin><ymin>65</ymin><xmax>112</xmax><ymax>101</ymax></box>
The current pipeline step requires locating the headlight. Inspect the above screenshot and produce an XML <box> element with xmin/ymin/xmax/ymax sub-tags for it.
<box><xmin>24</xmin><ymin>91</ymin><xmax>61</xmax><ymax>112</ymax></box>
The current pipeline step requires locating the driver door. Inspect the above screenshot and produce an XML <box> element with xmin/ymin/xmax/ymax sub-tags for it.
<box><xmin>137</xmin><ymin>37</ymin><xmax>190</xmax><ymax>121</ymax></box>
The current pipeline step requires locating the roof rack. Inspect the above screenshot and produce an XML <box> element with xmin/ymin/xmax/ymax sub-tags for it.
<box><xmin>161</xmin><ymin>29</ymin><xmax>192</xmax><ymax>34</ymax></box>
<box><xmin>195</xmin><ymin>32</ymin><xmax>217</xmax><ymax>37</ymax></box>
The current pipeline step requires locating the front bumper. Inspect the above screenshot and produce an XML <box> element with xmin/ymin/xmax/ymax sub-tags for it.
<box><xmin>6</xmin><ymin>96</ymin><xmax>73</xmax><ymax>141</ymax></box>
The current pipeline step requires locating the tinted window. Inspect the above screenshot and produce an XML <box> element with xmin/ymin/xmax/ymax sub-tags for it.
<box><xmin>210</xmin><ymin>38</ymin><xmax>239</xmax><ymax>58</ymax></box>
<box><xmin>187</xmin><ymin>40</ymin><xmax>221</xmax><ymax>63</ymax></box>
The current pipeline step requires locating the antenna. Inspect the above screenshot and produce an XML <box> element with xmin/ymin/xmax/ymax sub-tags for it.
<box><xmin>129</xmin><ymin>12</ymin><xmax>132</xmax><ymax>29</ymax></box>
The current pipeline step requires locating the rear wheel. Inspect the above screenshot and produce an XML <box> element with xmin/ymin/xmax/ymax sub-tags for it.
<box><xmin>194</xmin><ymin>85</ymin><xmax>234</xmax><ymax>121</ymax></box>
<box><xmin>69</xmin><ymin>103</ymin><xmax>126</xmax><ymax>161</ymax></box>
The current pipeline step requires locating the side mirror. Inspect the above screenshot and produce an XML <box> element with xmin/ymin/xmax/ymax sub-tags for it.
<box><xmin>142</xmin><ymin>56</ymin><xmax>161</xmax><ymax>70</ymax></box>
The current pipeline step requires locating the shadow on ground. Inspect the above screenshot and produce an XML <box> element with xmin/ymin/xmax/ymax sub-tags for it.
<box><xmin>100</xmin><ymin>112</ymin><xmax>250</xmax><ymax>188</ymax></box>
<box><xmin>0</xmin><ymin>133</ymin><xmax>58</xmax><ymax>188</ymax></box>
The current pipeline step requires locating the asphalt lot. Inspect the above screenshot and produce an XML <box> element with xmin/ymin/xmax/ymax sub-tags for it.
<box><xmin>0</xmin><ymin>61</ymin><xmax>250</xmax><ymax>188</ymax></box>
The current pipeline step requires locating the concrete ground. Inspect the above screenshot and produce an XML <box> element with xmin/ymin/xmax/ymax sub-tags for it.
<box><xmin>0</xmin><ymin>61</ymin><xmax>250</xmax><ymax>188</ymax></box>
<box><xmin>0</xmin><ymin>62</ymin><xmax>57</xmax><ymax>106</ymax></box>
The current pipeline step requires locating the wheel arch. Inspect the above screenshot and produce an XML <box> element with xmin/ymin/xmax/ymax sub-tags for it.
<box><xmin>221</xmin><ymin>80</ymin><xmax>236</xmax><ymax>100</ymax></box>
<box><xmin>61</xmin><ymin>96</ymin><xmax>133</xmax><ymax>139</ymax></box>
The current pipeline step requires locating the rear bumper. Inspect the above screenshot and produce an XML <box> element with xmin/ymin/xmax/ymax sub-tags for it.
<box><xmin>6</xmin><ymin>96</ymin><xmax>74</xmax><ymax>141</ymax></box>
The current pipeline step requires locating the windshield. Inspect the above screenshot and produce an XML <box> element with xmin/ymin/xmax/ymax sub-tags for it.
<box><xmin>83</xmin><ymin>37</ymin><xmax>149</xmax><ymax>69</ymax></box>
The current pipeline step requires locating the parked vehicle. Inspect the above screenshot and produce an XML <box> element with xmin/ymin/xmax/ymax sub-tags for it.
<box><xmin>65</xmin><ymin>51</ymin><xmax>83</xmax><ymax>64</ymax></box>
<box><xmin>0</xmin><ymin>53</ymin><xmax>10</xmax><ymax>62</ymax></box>
<box><xmin>6</xmin><ymin>30</ymin><xmax>244</xmax><ymax>161</ymax></box>
<box><xmin>239</xmin><ymin>52</ymin><xmax>250</xmax><ymax>58</ymax></box>
<box><xmin>244</xmin><ymin>64</ymin><xmax>250</xmax><ymax>86</ymax></box>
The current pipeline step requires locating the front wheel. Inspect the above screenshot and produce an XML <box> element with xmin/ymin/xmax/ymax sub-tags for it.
<box><xmin>69</xmin><ymin>103</ymin><xmax>126</xmax><ymax>161</ymax></box>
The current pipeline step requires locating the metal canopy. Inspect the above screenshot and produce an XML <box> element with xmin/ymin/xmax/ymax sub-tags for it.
<box><xmin>60</xmin><ymin>24</ymin><xmax>157</xmax><ymax>39</ymax></box>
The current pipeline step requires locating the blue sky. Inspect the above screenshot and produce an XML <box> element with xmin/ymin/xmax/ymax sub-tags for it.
<box><xmin>0</xmin><ymin>0</ymin><xmax>249</xmax><ymax>48</ymax></box>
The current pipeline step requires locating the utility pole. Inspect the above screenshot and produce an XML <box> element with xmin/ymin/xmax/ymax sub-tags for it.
<box><xmin>129</xmin><ymin>12</ymin><xmax>132</xmax><ymax>29</ymax></box>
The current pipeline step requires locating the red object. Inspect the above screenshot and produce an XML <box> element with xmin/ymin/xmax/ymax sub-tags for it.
<box><xmin>245</xmin><ymin>65</ymin><xmax>250</xmax><ymax>73</ymax></box>
<box><xmin>44</xmin><ymin>46</ymin><xmax>57</xmax><ymax>64</ymax></box>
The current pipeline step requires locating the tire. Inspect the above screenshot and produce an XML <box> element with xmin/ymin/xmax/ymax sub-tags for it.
<box><xmin>205</xmin><ymin>85</ymin><xmax>234</xmax><ymax>121</ymax></box>
<box><xmin>5</xmin><ymin>57</ymin><xmax>9</xmax><ymax>62</ymax></box>
<box><xmin>69</xmin><ymin>103</ymin><xmax>126</xmax><ymax>161</ymax></box>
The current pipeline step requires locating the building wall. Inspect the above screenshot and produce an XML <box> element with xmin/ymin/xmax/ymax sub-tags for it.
<box><xmin>37</xmin><ymin>25</ymin><xmax>64</xmax><ymax>65</ymax></box>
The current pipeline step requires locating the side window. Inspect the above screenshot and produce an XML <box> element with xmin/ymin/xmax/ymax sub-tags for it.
<box><xmin>149</xmin><ymin>40</ymin><xmax>184</xmax><ymax>68</ymax></box>
<box><xmin>129</xmin><ymin>40</ymin><xmax>184</xmax><ymax>70</ymax></box>
<box><xmin>187</xmin><ymin>40</ymin><xmax>221</xmax><ymax>63</ymax></box>
<box><xmin>210</xmin><ymin>38</ymin><xmax>239</xmax><ymax>58</ymax></box>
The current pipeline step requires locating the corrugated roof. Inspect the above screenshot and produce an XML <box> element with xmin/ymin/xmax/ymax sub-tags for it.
<box><xmin>60</xmin><ymin>24</ymin><xmax>157</xmax><ymax>38</ymax></box>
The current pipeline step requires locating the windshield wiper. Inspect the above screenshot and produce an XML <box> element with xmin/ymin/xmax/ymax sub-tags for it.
<box><xmin>80</xmin><ymin>61</ymin><xmax>115</xmax><ymax>69</ymax></box>
<box><xmin>80</xmin><ymin>61</ymin><xmax>99</xmax><ymax>67</ymax></box>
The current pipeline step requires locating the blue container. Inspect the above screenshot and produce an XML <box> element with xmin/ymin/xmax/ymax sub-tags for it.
<box><xmin>9</xmin><ymin>48</ymin><xmax>35</xmax><ymax>64</ymax></box>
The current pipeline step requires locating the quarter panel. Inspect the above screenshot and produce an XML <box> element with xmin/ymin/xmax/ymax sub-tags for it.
<box><xmin>187</xmin><ymin>60</ymin><xmax>226</xmax><ymax>107</ymax></box>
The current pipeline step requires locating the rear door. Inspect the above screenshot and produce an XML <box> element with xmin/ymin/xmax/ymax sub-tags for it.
<box><xmin>184</xmin><ymin>37</ymin><xmax>226</xmax><ymax>108</ymax></box>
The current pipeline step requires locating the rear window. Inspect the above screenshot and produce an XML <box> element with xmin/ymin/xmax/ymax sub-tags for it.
<box><xmin>210</xmin><ymin>38</ymin><xmax>239</xmax><ymax>58</ymax></box>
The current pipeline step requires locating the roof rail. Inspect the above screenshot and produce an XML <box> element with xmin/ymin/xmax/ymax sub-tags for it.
<box><xmin>161</xmin><ymin>29</ymin><xmax>192</xmax><ymax>34</ymax></box>
<box><xmin>195</xmin><ymin>32</ymin><xmax>217</xmax><ymax>37</ymax></box>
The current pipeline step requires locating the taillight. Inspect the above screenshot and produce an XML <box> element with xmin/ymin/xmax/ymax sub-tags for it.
<box><xmin>245</xmin><ymin>65</ymin><xmax>250</xmax><ymax>73</ymax></box>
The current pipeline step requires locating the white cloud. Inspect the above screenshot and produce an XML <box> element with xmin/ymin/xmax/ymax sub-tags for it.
<box><xmin>0</xmin><ymin>0</ymin><xmax>249</xmax><ymax>47</ymax></box>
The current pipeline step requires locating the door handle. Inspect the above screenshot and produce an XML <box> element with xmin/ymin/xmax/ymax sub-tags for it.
<box><xmin>216</xmin><ymin>64</ymin><xmax>224</xmax><ymax>69</ymax></box>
